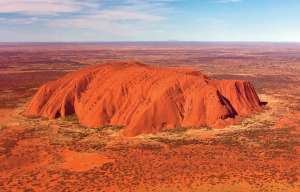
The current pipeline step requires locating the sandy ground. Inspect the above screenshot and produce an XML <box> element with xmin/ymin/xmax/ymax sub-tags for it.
<box><xmin>0</xmin><ymin>108</ymin><xmax>15</xmax><ymax>126</ymax></box>
<box><xmin>0</xmin><ymin>43</ymin><xmax>299</xmax><ymax>191</ymax></box>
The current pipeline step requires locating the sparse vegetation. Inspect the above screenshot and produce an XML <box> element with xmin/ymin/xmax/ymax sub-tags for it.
<box><xmin>165</xmin><ymin>126</ymin><xmax>187</xmax><ymax>134</ymax></box>
<box><xmin>63</xmin><ymin>114</ymin><xmax>79</xmax><ymax>122</ymax></box>
<box><xmin>102</xmin><ymin>125</ymin><xmax>125</xmax><ymax>132</ymax></box>
<box><xmin>0</xmin><ymin>43</ymin><xmax>300</xmax><ymax>191</ymax></box>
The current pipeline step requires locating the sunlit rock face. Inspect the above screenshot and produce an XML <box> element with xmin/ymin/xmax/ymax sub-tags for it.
<box><xmin>25</xmin><ymin>61</ymin><xmax>262</xmax><ymax>136</ymax></box>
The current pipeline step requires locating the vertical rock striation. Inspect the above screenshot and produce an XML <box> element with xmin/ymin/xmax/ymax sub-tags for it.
<box><xmin>25</xmin><ymin>61</ymin><xmax>263</xmax><ymax>136</ymax></box>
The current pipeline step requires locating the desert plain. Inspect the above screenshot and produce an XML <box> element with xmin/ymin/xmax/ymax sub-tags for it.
<box><xmin>0</xmin><ymin>42</ymin><xmax>299</xmax><ymax>192</ymax></box>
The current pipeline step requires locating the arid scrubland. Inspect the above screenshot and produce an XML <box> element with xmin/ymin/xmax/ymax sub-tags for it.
<box><xmin>0</xmin><ymin>43</ymin><xmax>299</xmax><ymax>191</ymax></box>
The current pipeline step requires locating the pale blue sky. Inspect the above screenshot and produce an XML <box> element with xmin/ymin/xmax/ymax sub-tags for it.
<box><xmin>0</xmin><ymin>0</ymin><xmax>299</xmax><ymax>42</ymax></box>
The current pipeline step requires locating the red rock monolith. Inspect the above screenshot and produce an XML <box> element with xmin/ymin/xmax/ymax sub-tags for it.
<box><xmin>24</xmin><ymin>61</ymin><xmax>263</xmax><ymax>136</ymax></box>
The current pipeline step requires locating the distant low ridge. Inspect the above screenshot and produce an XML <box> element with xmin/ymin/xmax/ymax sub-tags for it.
<box><xmin>25</xmin><ymin>61</ymin><xmax>263</xmax><ymax>136</ymax></box>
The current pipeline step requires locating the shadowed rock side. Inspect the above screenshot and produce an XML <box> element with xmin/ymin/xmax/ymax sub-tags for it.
<box><xmin>24</xmin><ymin>61</ymin><xmax>262</xmax><ymax>136</ymax></box>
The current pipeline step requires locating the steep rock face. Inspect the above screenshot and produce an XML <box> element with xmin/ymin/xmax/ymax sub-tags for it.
<box><xmin>25</xmin><ymin>61</ymin><xmax>262</xmax><ymax>136</ymax></box>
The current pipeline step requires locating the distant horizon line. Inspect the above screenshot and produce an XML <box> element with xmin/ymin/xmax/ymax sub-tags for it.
<box><xmin>1</xmin><ymin>40</ymin><xmax>300</xmax><ymax>44</ymax></box>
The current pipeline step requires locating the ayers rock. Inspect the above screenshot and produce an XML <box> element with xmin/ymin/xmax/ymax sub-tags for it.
<box><xmin>25</xmin><ymin>61</ymin><xmax>263</xmax><ymax>136</ymax></box>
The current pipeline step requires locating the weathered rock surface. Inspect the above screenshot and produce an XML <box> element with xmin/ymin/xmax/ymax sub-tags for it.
<box><xmin>25</xmin><ymin>61</ymin><xmax>262</xmax><ymax>136</ymax></box>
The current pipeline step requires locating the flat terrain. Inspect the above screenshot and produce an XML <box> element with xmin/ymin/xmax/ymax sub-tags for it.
<box><xmin>0</xmin><ymin>42</ymin><xmax>299</xmax><ymax>192</ymax></box>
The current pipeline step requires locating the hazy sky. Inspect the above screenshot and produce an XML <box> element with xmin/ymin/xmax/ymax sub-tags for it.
<box><xmin>0</xmin><ymin>0</ymin><xmax>299</xmax><ymax>42</ymax></box>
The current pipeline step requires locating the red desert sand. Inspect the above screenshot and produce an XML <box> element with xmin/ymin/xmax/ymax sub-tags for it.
<box><xmin>60</xmin><ymin>149</ymin><xmax>113</xmax><ymax>172</ymax></box>
<box><xmin>24</xmin><ymin>61</ymin><xmax>262</xmax><ymax>136</ymax></box>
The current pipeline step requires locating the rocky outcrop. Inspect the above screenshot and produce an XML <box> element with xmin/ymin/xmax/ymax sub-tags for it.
<box><xmin>24</xmin><ymin>61</ymin><xmax>263</xmax><ymax>136</ymax></box>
